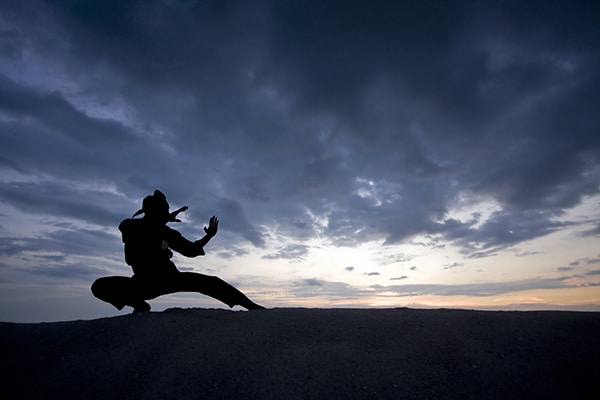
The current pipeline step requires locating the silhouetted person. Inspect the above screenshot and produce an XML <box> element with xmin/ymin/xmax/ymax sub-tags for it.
<box><xmin>91</xmin><ymin>190</ymin><xmax>264</xmax><ymax>313</ymax></box>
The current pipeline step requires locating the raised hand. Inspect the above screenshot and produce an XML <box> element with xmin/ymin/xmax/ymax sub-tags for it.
<box><xmin>204</xmin><ymin>215</ymin><xmax>219</xmax><ymax>237</ymax></box>
<box><xmin>168</xmin><ymin>206</ymin><xmax>188</xmax><ymax>222</ymax></box>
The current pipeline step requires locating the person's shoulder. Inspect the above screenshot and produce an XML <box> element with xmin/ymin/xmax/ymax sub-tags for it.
<box><xmin>119</xmin><ymin>218</ymin><xmax>143</xmax><ymax>232</ymax></box>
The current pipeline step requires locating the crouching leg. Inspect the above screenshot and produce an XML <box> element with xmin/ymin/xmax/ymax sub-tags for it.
<box><xmin>91</xmin><ymin>276</ymin><xmax>150</xmax><ymax>313</ymax></box>
<box><xmin>175</xmin><ymin>272</ymin><xmax>265</xmax><ymax>310</ymax></box>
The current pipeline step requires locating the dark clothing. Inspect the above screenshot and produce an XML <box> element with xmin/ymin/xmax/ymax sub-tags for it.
<box><xmin>91</xmin><ymin>272</ymin><xmax>255</xmax><ymax>310</ymax></box>
<box><xmin>119</xmin><ymin>218</ymin><xmax>205</xmax><ymax>277</ymax></box>
<box><xmin>91</xmin><ymin>217</ymin><xmax>264</xmax><ymax>311</ymax></box>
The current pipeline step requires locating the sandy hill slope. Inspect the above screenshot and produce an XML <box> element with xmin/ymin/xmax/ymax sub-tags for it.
<box><xmin>1</xmin><ymin>308</ymin><xmax>599</xmax><ymax>399</ymax></box>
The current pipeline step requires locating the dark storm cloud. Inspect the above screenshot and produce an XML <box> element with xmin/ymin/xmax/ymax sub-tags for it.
<box><xmin>210</xmin><ymin>196</ymin><xmax>267</xmax><ymax>247</ymax></box>
<box><xmin>0</xmin><ymin>180</ymin><xmax>127</xmax><ymax>226</ymax></box>
<box><xmin>258</xmin><ymin>3</ymin><xmax>599</xmax><ymax>250</ymax></box>
<box><xmin>0</xmin><ymin>228</ymin><xmax>123</xmax><ymax>267</ymax></box>
<box><xmin>0</xmin><ymin>74</ymin><xmax>199</xmax><ymax>211</ymax></box>
<box><xmin>1</xmin><ymin>0</ymin><xmax>599</xmax><ymax>257</ymax></box>
<box><xmin>0</xmin><ymin>227</ymin><xmax>123</xmax><ymax>282</ymax></box>
<box><xmin>0</xmin><ymin>75</ymin><xmax>136</xmax><ymax>150</ymax></box>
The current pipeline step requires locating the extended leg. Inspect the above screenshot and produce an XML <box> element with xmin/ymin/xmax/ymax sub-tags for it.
<box><xmin>91</xmin><ymin>276</ymin><xmax>150</xmax><ymax>313</ymax></box>
<box><xmin>157</xmin><ymin>272</ymin><xmax>265</xmax><ymax>310</ymax></box>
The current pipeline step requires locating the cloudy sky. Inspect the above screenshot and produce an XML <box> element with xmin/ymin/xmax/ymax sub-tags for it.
<box><xmin>1</xmin><ymin>0</ymin><xmax>599</xmax><ymax>322</ymax></box>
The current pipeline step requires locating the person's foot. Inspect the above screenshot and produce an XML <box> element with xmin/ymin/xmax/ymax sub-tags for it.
<box><xmin>245</xmin><ymin>301</ymin><xmax>266</xmax><ymax>310</ymax></box>
<box><xmin>132</xmin><ymin>301</ymin><xmax>151</xmax><ymax>314</ymax></box>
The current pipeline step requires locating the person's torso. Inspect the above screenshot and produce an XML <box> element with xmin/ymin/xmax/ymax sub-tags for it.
<box><xmin>119</xmin><ymin>218</ymin><xmax>180</xmax><ymax>276</ymax></box>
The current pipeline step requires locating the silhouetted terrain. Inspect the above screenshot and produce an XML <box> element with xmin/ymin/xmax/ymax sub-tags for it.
<box><xmin>1</xmin><ymin>308</ymin><xmax>599</xmax><ymax>399</ymax></box>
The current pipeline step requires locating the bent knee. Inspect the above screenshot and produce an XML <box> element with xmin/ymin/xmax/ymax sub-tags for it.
<box><xmin>91</xmin><ymin>277</ymin><xmax>107</xmax><ymax>298</ymax></box>
<box><xmin>91</xmin><ymin>276</ymin><xmax>123</xmax><ymax>299</ymax></box>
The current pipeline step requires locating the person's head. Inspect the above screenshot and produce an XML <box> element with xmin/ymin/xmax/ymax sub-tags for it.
<box><xmin>135</xmin><ymin>190</ymin><xmax>170</xmax><ymax>223</ymax></box>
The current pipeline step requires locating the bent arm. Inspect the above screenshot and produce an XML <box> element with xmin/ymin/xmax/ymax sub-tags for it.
<box><xmin>169</xmin><ymin>216</ymin><xmax>218</xmax><ymax>257</ymax></box>
<box><xmin>169</xmin><ymin>234</ymin><xmax>208</xmax><ymax>257</ymax></box>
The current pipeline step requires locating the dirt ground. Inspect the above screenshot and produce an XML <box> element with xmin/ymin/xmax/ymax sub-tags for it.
<box><xmin>1</xmin><ymin>308</ymin><xmax>599</xmax><ymax>399</ymax></box>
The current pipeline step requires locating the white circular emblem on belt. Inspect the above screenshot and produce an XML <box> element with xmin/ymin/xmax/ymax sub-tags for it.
<box><xmin>161</xmin><ymin>240</ymin><xmax>169</xmax><ymax>249</ymax></box>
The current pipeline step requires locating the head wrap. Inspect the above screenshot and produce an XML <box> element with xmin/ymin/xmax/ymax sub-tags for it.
<box><xmin>132</xmin><ymin>190</ymin><xmax>169</xmax><ymax>218</ymax></box>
